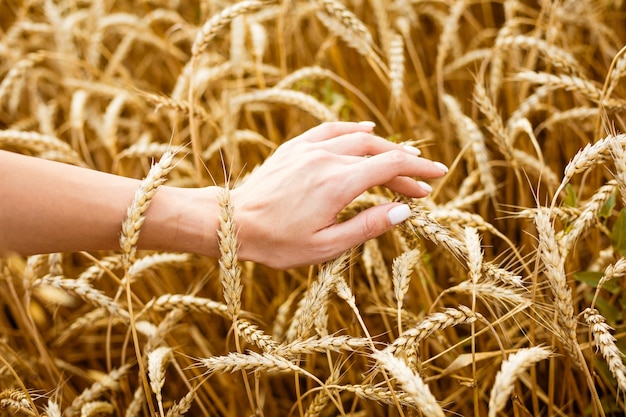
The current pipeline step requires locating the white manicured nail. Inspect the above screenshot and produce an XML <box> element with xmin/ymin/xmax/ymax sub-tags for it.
<box><xmin>433</xmin><ymin>161</ymin><xmax>449</xmax><ymax>173</ymax></box>
<box><xmin>358</xmin><ymin>121</ymin><xmax>376</xmax><ymax>128</ymax></box>
<box><xmin>417</xmin><ymin>181</ymin><xmax>432</xmax><ymax>193</ymax></box>
<box><xmin>402</xmin><ymin>145</ymin><xmax>421</xmax><ymax>156</ymax></box>
<box><xmin>387</xmin><ymin>204</ymin><xmax>411</xmax><ymax>225</ymax></box>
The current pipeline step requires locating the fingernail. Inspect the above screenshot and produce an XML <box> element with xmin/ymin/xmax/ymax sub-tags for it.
<box><xmin>358</xmin><ymin>121</ymin><xmax>376</xmax><ymax>128</ymax></box>
<box><xmin>402</xmin><ymin>145</ymin><xmax>421</xmax><ymax>156</ymax></box>
<box><xmin>417</xmin><ymin>181</ymin><xmax>432</xmax><ymax>193</ymax></box>
<box><xmin>433</xmin><ymin>161</ymin><xmax>449</xmax><ymax>173</ymax></box>
<box><xmin>387</xmin><ymin>204</ymin><xmax>411</xmax><ymax>226</ymax></box>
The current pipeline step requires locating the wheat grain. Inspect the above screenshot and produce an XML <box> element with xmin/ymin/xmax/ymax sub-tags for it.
<box><xmin>487</xmin><ymin>346</ymin><xmax>552</xmax><ymax>417</ymax></box>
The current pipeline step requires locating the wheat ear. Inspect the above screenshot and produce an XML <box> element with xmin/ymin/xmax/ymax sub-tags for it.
<box><xmin>148</xmin><ymin>346</ymin><xmax>173</xmax><ymax>417</ymax></box>
<box><xmin>582</xmin><ymin>308</ymin><xmax>626</xmax><ymax>393</ymax></box>
<box><xmin>487</xmin><ymin>346</ymin><xmax>552</xmax><ymax>417</ymax></box>
<box><xmin>373</xmin><ymin>350</ymin><xmax>445</xmax><ymax>417</ymax></box>
<box><xmin>191</xmin><ymin>0</ymin><xmax>268</xmax><ymax>57</ymax></box>
<box><xmin>217</xmin><ymin>187</ymin><xmax>243</xmax><ymax>320</ymax></box>
<box><xmin>534</xmin><ymin>211</ymin><xmax>582</xmax><ymax>369</ymax></box>
<box><xmin>120</xmin><ymin>149</ymin><xmax>176</xmax><ymax>268</ymax></box>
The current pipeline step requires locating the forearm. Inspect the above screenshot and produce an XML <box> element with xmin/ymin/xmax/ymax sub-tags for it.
<box><xmin>0</xmin><ymin>151</ymin><xmax>220</xmax><ymax>257</ymax></box>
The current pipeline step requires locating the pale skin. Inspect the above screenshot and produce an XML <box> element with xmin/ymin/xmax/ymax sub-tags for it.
<box><xmin>0</xmin><ymin>122</ymin><xmax>447</xmax><ymax>269</ymax></box>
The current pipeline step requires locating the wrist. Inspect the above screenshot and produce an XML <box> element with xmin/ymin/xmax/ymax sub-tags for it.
<box><xmin>139</xmin><ymin>185</ymin><xmax>222</xmax><ymax>257</ymax></box>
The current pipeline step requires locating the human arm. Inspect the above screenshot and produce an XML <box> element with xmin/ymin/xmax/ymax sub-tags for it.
<box><xmin>0</xmin><ymin>122</ymin><xmax>448</xmax><ymax>268</ymax></box>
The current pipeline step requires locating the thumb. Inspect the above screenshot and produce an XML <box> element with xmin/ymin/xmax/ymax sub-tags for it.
<box><xmin>319</xmin><ymin>203</ymin><xmax>412</xmax><ymax>250</ymax></box>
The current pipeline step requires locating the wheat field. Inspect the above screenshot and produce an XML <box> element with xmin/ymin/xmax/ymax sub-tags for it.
<box><xmin>1</xmin><ymin>0</ymin><xmax>626</xmax><ymax>416</ymax></box>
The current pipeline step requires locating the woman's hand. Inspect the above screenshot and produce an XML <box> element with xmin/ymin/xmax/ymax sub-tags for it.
<box><xmin>230</xmin><ymin>122</ymin><xmax>448</xmax><ymax>269</ymax></box>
